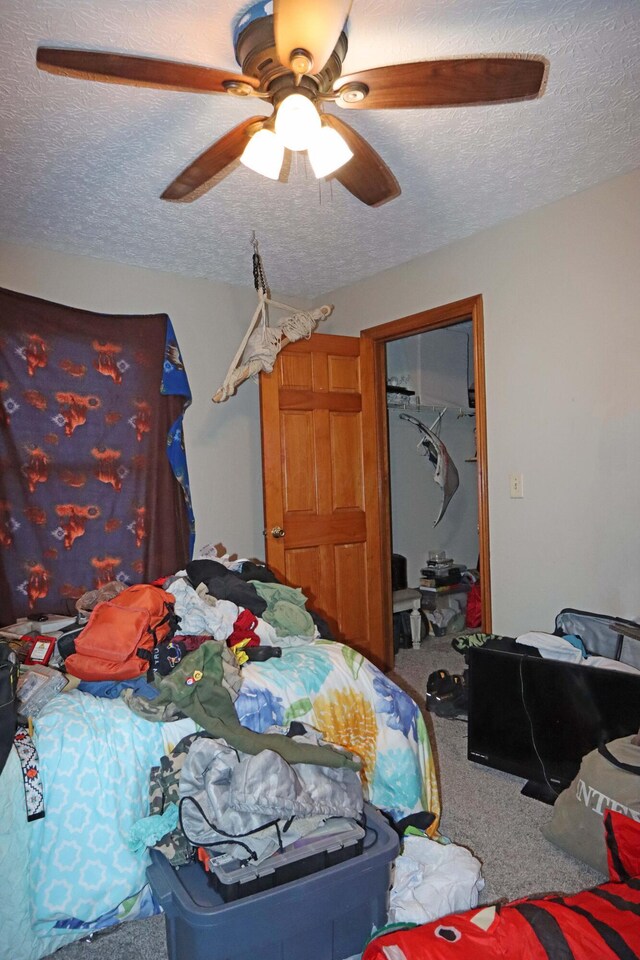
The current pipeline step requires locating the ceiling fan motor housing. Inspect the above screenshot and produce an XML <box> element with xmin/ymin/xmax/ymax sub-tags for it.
<box><xmin>234</xmin><ymin>5</ymin><xmax>348</xmax><ymax>97</ymax></box>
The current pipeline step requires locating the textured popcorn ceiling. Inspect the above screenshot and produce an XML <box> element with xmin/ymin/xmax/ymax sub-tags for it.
<box><xmin>1</xmin><ymin>0</ymin><xmax>639</xmax><ymax>298</ymax></box>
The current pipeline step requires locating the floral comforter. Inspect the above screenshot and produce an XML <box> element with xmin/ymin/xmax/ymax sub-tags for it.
<box><xmin>238</xmin><ymin>639</ymin><xmax>439</xmax><ymax>824</ymax></box>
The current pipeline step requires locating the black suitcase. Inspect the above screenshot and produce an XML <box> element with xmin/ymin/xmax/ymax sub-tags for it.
<box><xmin>554</xmin><ymin>608</ymin><xmax>640</xmax><ymax>671</ymax></box>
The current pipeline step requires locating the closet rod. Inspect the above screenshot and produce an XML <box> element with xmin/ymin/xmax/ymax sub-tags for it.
<box><xmin>387</xmin><ymin>401</ymin><xmax>474</xmax><ymax>417</ymax></box>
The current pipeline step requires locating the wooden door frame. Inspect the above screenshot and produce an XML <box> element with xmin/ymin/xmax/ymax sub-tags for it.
<box><xmin>360</xmin><ymin>294</ymin><xmax>491</xmax><ymax>657</ymax></box>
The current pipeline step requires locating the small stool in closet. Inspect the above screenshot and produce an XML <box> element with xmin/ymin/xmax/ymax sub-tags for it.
<box><xmin>392</xmin><ymin>588</ymin><xmax>423</xmax><ymax>649</ymax></box>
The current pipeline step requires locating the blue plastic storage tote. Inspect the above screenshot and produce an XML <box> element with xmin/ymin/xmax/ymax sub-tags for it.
<box><xmin>147</xmin><ymin>802</ymin><xmax>399</xmax><ymax>960</ymax></box>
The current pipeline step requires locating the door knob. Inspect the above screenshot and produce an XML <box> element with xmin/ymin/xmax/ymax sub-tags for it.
<box><xmin>270</xmin><ymin>526</ymin><xmax>285</xmax><ymax>539</ymax></box>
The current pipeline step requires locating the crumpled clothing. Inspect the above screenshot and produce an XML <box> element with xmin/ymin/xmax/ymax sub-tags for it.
<box><xmin>583</xmin><ymin>655</ymin><xmax>640</xmax><ymax>675</ymax></box>
<box><xmin>236</xmin><ymin>560</ymin><xmax>280</xmax><ymax>585</ymax></box>
<box><xmin>388</xmin><ymin>835</ymin><xmax>484</xmax><ymax>926</ymax></box>
<box><xmin>78</xmin><ymin>677</ymin><xmax>159</xmax><ymax>700</ymax></box>
<box><xmin>179</xmin><ymin>727</ymin><xmax>363</xmax><ymax>865</ymax></box>
<box><xmin>75</xmin><ymin>580</ymin><xmax>126</xmax><ymax>616</ymax></box>
<box><xmin>179</xmin><ymin>737</ymin><xmax>311</xmax><ymax>864</ymax></box>
<box><xmin>187</xmin><ymin>559</ymin><xmax>268</xmax><ymax>617</ymax></box>
<box><xmin>230</xmin><ymin>638</ymin><xmax>252</xmax><ymax>666</ymax></box>
<box><xmin>221</xmin><ymin>644</ymin><xmax>244</xmax><ymax>699</ymax></box>
<box><xmin>154</xmin><ymin>639</ymin><xmax>196</xmax><ymax>677</ymax></box>
<box><xmin>160</xmin><ymin>716</ymin><xmax>200</xmax><ymax>755</ymax></box>
<box><xmin>560</xmin><ymin>633</ymin><xmax>588</xmax><ymax>657</ymax></box>
<box><xmin>169</xmin><ymin>577</ymin><xmax>239</xmax><ymax>639</ymax></box>
<box><xmin>250</xmin><ymin>581</ymin><xmax>315</xmax><ymax>638</ymax></box>
<box><xmin>178</xmin><ymin>634</ymin><xmax>216</xmax><ymax>650</ymax></box>
<box><xmin>152</xmin><ymin>643</ymin><xmax>360</xmax><ymax>769</ymax></box>
<box><xmin>231</xmin><ymin>724</ymin><xmax>365</xmax><ymax>819</ymax></box>
<box><xmin>128</xmin><ymin>802</ymin><xmax>179</xmax><ymax>854</ymax></box>
<box><xmin>148</xmin><ymin>733</ymin><xmax>202</xmax><ymax>865</ymax></box>
<box><xmin>195</xmin><ymin>582</ymin><xmax>219</xmax><ymax>607</ymax></box>
<box><xmin>227</xmin><ymin>608</ymin><xmax>261</xmax><ymax>648</ymax></box>
<box><xmin>153</xmin><ymin>637</ymin><xmax>243</xmax><ymax>700</ymax></box>
<box><xmin>121</xmin><ymin>688</ymin><xmax>185</xmax><ymax>722</ymax></box>
<box><xmin>254</xmin><ymin>618</ymin><xmax>279</xmax><ymax>645</ymax></box>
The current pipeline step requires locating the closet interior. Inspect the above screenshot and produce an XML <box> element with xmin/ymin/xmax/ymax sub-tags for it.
<box><xmin>386</xmin><ymin>320</ymin><xmax>479</xmax><ymax>643</ymax></box>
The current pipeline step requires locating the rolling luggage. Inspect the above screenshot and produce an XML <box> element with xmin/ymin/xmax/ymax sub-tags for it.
<box><xmin>554</xmin><ymin>608</ymin><xmax>640</xmax><ymax>671</ymax></box>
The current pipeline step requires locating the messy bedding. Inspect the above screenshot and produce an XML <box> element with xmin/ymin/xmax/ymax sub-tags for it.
<box><xmin>1</xmin><ymin>565</ymin><xmax>439</xmax><ymax>960</ymax></box>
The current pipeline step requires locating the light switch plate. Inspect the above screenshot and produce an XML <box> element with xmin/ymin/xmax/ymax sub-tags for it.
<box><xmin>509</xmin><ymin>473</ymin><xmax>524</xmax><ymax>498</ymax></box>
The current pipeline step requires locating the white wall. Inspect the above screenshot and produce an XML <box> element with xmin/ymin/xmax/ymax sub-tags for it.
<box><xmin>0</xmin><ymin>242</ymin><xmax>267</xmax><ymax>563</ymax></box>
<box><xmin>317</xmin><ymin>168</ymin><xmax>640</xmax><ymax>637</ymax></box>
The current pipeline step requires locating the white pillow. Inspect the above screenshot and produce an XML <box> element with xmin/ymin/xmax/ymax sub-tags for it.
<box><xmin>515</xmin><ymin>631</ymin><xmax>584</xmax><ymax>663</ymax></box>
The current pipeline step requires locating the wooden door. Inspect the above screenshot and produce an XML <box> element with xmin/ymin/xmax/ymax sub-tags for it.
<box><xmin>260</xmin><ymin>333</ymin><xmax>391</xmax><ymax>669</ymax></box>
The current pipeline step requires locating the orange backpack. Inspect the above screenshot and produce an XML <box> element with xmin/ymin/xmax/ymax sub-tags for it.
<box><xmin>63</xmin><ymin>583</ymin><xmax>178</xmax><ymax>681</ymax></box>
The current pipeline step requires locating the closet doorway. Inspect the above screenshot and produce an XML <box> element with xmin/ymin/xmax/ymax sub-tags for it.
<box><xmin>360</xmin><ymin>295</ymin><xmax>491</xmax><ymax>647</ymax></box>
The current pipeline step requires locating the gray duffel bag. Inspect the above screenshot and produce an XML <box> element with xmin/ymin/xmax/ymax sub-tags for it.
<box><xmin>542</xmin><ymin>733</ymin><xmax>640</xmax><ymax>874</ymax></box>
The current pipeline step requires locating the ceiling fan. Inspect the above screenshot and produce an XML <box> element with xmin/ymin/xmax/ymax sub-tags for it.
<box><xmin>36</xmin><ymin>0</ymin><xmax>547</xmax><ymax>208</ymax></box>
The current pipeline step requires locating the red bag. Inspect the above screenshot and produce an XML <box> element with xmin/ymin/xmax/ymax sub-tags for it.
<box><xmin>605</xmin><ymin>808</ymin><xmax>640</xmax><ymax>882</ymax></box>
<box><xmin>63</xmin><ymin>584</ymin><xmax>177</xmax><ymax>681</ymax></box>
<box><xmin>465</xmin><ymin>582</ymin><xmax>482</xmax><ymax>629</ymax></box>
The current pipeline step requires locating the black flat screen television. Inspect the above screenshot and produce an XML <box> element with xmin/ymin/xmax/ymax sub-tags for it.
<box><xmin>467</xmin><ymin>641</ymin><xmax>640</xmax><ymax>804</ymax></box>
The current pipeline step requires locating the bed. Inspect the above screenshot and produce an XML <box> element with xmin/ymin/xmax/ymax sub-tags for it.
<box><xmin>1</xmin><ymin>633</ymin><xmax>439</xmax><ymax>960</ymax></box>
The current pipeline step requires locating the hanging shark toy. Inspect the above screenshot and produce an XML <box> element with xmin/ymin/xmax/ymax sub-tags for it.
<box><xmin>399</xmin><ymin>413</ymin><xmax>459</xmax><ymax>526</ymax></box>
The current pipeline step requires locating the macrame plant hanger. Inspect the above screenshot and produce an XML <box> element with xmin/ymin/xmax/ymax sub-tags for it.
<box><xmin>213</xmin><ymin>233</ymin><xmax>333</xmax><ymax>402</ymax></box>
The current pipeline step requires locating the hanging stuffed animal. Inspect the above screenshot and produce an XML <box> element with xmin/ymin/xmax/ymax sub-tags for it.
<box><xmin>399</xmin><ymin>412</ymin><xmax>459</xmax><ymax>526</ymax></box>
<box><xmin>213</xmin><ymin>295</ymin><xmax>332</xmax><ymax>402</ymax></box>
<box><xmin>213</xmin><ymin>234</ymin><xmax>332</xmax><ymax>402</ymax></box>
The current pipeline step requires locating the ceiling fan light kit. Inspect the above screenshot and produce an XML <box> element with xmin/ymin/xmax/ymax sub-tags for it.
<box><xmin>35</xmin><ymin>0</ymin><xmax>547</xmax><ymax>207</ymax></box>
<box><xmin>307</xmin><ymin>124</ymin><xmax>354</xmax><ymax>179</ymax></box>
<box><xmin>240</xmin><ymin>89</ymin><xmax>354</xmax><ymax>181</ymax></box>
<box><xmin>240</xmin><ymin>127</ymin><xmax>285</xmax><ymax>179</ymax></box>
<box><xmin>274</xmin><ymin>91</ymin><xmax>321</xmax><ymax>150</ymax></box>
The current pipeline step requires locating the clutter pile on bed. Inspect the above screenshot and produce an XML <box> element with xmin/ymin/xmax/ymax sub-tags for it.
<box><xmin>0</xmin><ymin>551</ymin><xmax>440</xmax><ymax>960</ymax></box>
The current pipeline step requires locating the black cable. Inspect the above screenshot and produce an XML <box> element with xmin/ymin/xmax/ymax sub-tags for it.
<box><xmin>179</xmin><ymin>794</ymin><xmax>282</xmax><ymax>853</ymax></box>
<box><xmin>519</xmin><ymin>656</ymin><xmax>559</xmax><ymax>800</ymax></box>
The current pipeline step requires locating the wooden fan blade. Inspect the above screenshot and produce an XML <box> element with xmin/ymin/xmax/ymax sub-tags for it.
<box><xmin>323</xmin><ymin>114</ymin><xmax>400</xmax><ymax>207</ymax></box>
<box><xmin>336</xmin><ymin>57</ymin><xmax>547</xmax><ymax>109</ymax></box>
<box><xmin>161</xmin><ymin>117</ymin><xmax>265</xmax><ymax>202</ymax></box>
<box><xmin>274</xmin><ymin>0</ymin><xmax>351</xmax><ymax>74</ymax></box>
<box><xmin>36</xmin><ymin>47</ymin><xmax>259</xmax><ymax>94</ymax></box>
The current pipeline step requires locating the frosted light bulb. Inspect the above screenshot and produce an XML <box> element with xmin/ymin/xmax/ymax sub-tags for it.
<box><xmin>275</xmin><ymin>94</ymin><xmax>321</xmax><ymax>152</ymax></box>
<box><xmin>308</xmin><ymin>125</ymin><xmax>353</xmax><ymax>179</ymax></box>
<box><xmin>240</xmin><ymin>128</ymin><xmax>284</xmax><ymax>180</ymax></box>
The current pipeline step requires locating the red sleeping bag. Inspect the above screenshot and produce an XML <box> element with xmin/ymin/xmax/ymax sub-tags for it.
<box><xmin>363</xmin><ymin>810</ymin><xmax>640</xmax><ymax>960</ymax></box>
